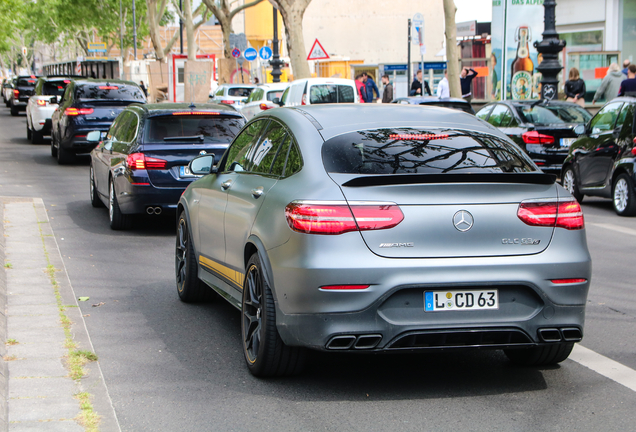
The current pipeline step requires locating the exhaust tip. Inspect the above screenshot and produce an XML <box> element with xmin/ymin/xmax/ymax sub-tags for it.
<box><xmin>326</xmin><ymin>335</ymin><xmax>356</xmax><ymax>350</ymax></box>
<box><xmin>561</xmin><ymin>327</ymin><xmax>582</xmax><ymax>342</ymax></box>
<box><xmin>354</xmin><ymin>334</ymin><xmax>382</xmax><ymax>350</ymax></box>
<box><xmin>146</xmin><ymin>207</ymin><xmax>155</xmax><ymax>214</ymax></box>
<box><xmin>538</xmin><ymin>328</ymin><xmax>562</xmax><ymax>343</ymax></box>
<box><xmin>154</xmin><ymin>206</ymin><xmax>162</xmax><ymax>215</ymax></box>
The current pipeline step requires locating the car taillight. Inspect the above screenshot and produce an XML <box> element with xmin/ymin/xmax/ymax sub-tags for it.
<box><xmin>551</xmin><ymin>278</ymin><xmax>587</xmax><ymax>284</ymax></box>
<box><xmin>126</xmin><ymin>153</ymin><xmax>167</xmax><ymax>170</ymax></box>
<box><xmin>13</xmin><ymin>90</ymin><xmax>19</xmax><ymax>97</ymax></box>
<box><xmin>37</xmin><ymin>99</ymin><xmax>46</xmax><ymax>106</ymax></box>
<box><xmin>259</xmin><ymin>103</ymin><xmax>273</xmax><ymax>111</ymax></box>
<box><xmin>65</xmin><ymin>107</ymin><xmax>94</xmax><ymax>116</ymax></box>
<box><xmin>221</xmin><ymin>100</ymin><xmax>235</xmax><ymax>104</ymax></box>
<box><xmin>301</xmin><ymin>94</ymin><xmax>307</xmax><ymax>105</ymax></box>
<box><xmin>517</xmin><ymin>198</ymin><xmax>584</xmax><ymax>230</ymax></box>
<box><xmin>285</xmin><ymin>201</ymin><xmax>404</xmax><ymax>235</ymax></box>
<box><xmin>522</xmin><ymin>131</ymin><xmax>555</xmax><ymax>145</ymax></box>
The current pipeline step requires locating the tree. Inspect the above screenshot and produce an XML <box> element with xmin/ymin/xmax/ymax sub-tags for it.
<box><xmin>146</xmin><ymin>0</ymin><xmax>179</xmax><ymax>61</ymax></box>
<box><xmin>172</xmin><ymin>0</ymin><xmax>209</xmax><ymax>60</ymax></box>
<box><xmin>200</xmin><ymin>0</ymin><xmax>264</xmax><ymax>60</ymax></box>
<box><xmin>443</xmin><ymin>0</ymin><xmax>461</xmax><ymax>98</ymax></box>
<box><xmin>267</xmin><ymin>0</ymin><xmax>311</xmax><ymax>79</ymax></box>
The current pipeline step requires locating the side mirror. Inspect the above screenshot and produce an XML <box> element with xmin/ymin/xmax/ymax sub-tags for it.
<box><xmin>573</xmin><ymin>124</ymin><xmax>586</xmax><ymax>136</ymax></box>
<box><xmin>273</xmin><ymin>97</ymin><xmax>283</xmax><ymax>107</ymax></box>
<box><xmin>49</xmin><ymin>96</ymin><xmax>58</xmax><ymax>104</ymax></box>
<box><xmin>86</xmin><ymin>131</ymin><xmax>102</xmax><ymax>143</ymax></box>
<box><xmin>189</xmin><ymin>154</ymin><xmax>216</xmax><ymax>175</ymax></box>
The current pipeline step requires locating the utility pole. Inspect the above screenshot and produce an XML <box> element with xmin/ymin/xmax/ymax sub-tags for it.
<box><xmin>120</xmin><ymin>0</ymin><xmax>124</xmax><ymax>77</ymax></box>
<box><xmin>270</xmin><ymin>7</ymin><xmax>282</xmax><ymax>83</ymax></box>
<box><xmin>179</xmin><ymin>0</ymin><xmax>184</xmax><ymax>54</ymax></box>
<box><xmin>132</xmin><ymin>0</ymin><xmax>137</xmax><ymax>60</ymax></box>
<box><xmin>534</xmin><ymin>0</ymin><xmax>566</xmax><ymax>101</ymax></box>
<box><xmin>407</xmin><ymin>19</ymin><xmax>412</xmax><ymax>92</ymax></box>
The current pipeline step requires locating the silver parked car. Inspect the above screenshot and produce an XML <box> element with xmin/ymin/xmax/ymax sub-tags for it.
<box><xmin>176</xmin><ymin>104</ymin><xmax>592</xmax><ymax>377</ymax></box>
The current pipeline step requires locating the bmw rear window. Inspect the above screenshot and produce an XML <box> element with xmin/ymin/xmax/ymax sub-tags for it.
<box><xmin>76</xmin><ymin>84</ymin><xmax>146</xmax><ymax>102</ymax></box>
<box><xmin>17</xmin><ymin>78</ymin><xmax>37</xmax><ymax>87</ymax></box>
<box><xmin>322</xmin><ymin>128</ymin><xmax>537</xmax><ymax>174</ymax></box>
<box><xmin>43</xmin><ymin>81</ymin><xmax>69</xmax><ymax>96</ymax></box>
<box><xmin>309</xmin><ymin>85</ymin><xmax>355</xmax><ymax>104</ymax></box>
<box><xmin>144</xmin><ymin>115</ymin><xmax>245</xmax><ymax>143</ymax></box>
<box><xmin>516</xmin><ymin>104</ymin><xmax>592</xmax><ymax>124</ymax></box>
<box><xmin>227</xmin><ymin>87</ymin><xmax>253</xmax><ymax>97</ymax></box>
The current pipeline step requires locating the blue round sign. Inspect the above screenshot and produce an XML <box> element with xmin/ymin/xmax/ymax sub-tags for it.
<box><xmin>259</xmin><ymin>46</ymin><xmax>273</xmax><ymax>61</ymax></box>
<box><xmin>231</xmin><ymin>48</ymin><xmax>241</xmax><ymax>59</ymax></box>
<box><xmin>243</xmin><ymin>47</ymin><xmax>257</xmax><ymax>61</ymax></box>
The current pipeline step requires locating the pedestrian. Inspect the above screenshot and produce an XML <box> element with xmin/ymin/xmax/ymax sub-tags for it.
<box><xmin>592</xmin><ymin>63</ymin><xmax>624</xmax><ymax>104</ymax></box>
<box><xmin>564</xmin><ymin>67</ymin><xmax>586</xmax><ymax>107</ymax></box>
<box><xmin>355</xmin><ymin>74</ymin><xmax>367</xmax><ymax>103</ymax></box>
<box><xmin>460</xmin><ymin>67</ymin><xmax>478</xmax><ymax>103</ymax></box>
<box><xmin>618</xmin><ymin>64</ymin><xmax>636</xmax><ymax>96</ymax></box>
<box><xmin>254</xmin><ymin>77</ymin><xmax>260</xmax><ymax>84</ymax></box>
<box><xmin>363</xmin><ymin>72</ymin><xmax>380</xmax><ymax>102</ymax></box>
<box><xmin>410</xmin><ymin>70</ymin><xmax>431</xmax><ymax>96</ymax></box>
<box><xmin>139</xmin><ymin>80</ymin><xmax>148</xmax><ymax>97</ymax></box>
<box><xmin>381</xmin><ymin>74</ymin><xmax>393</xmax><ymax>103</ymax></box>
<box><xmin>436</xmin><ymin>70</ymin><xmax>450</xmax><ymax>99</ymax></box>
<box><xmin>623</xmin><ymin>59</ymin><xmax>631</xmax><ymax>76</ymax></box>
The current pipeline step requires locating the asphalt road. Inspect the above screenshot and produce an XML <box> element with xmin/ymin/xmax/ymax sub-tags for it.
<box><xmin>1</xmin><ymin>108</ymin><xmax>635</xmax><ymax>431</ymax></box>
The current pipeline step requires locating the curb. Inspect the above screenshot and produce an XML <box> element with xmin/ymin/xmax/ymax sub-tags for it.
<box><xmin>0</xmin><ymin>198</ymin><xmax>8</xmax><ymax>432</ymax></box>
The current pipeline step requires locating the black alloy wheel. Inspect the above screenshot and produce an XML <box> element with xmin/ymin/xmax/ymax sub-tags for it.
<box><xmin>108</xmin><ymin>179</ymin><xmax>132</xmax><ymax>230</ymax></box>
<box><xmin>89</xmin><ymin>165</ymin><xmax>104</xmax><ymax>208</ymax></box>
<box><xmin>241</xmin><ymin>253</ymin><xmax>306</xmax><ymax>377</ymax></box>
<box><xmin>175</xmin><ymin>212</ymin><xmax>216</xmax><ymax>302</ymax></box>
<box><xmin>562</xmin><ymin>166</ymin><xmax>584</xmax><ymax>203</ymax></box>
<box><xmin>504</xmin><ymin>343</ymin><xmax>574</xmax><ymax>366</ymax></box>
<box><xmin>612</xmin><ymin>173</ymin><xmax>636</xmax><ymax>216</ymax></box>
<box><xmin>50</xmin><ymin>134</ymin><xmax>57</xmax><ymax>157</ymax></box>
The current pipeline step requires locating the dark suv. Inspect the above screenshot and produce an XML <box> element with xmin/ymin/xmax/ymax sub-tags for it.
<box><xmin>10</xmin><ymin>75</ymin><xmax>39</xmax><ymax>116</ymax></box>
<box><xmin>561</xmin><ymin>96</ymin><xmax>636</xmax><ymax>215</ymax></box>
<box><xmin>51</xmin><ymin>79</ymin><xmax>146</xmax><ymax>164</ymax></box>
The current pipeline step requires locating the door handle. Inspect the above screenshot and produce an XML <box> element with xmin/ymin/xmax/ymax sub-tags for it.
<box><xmin>221</xmin><ymin>180</ymin><xmax>232</xmax><ymax>190</ymax></box>
<box><xmin>251</xmin><ymin>187</ymin><xmax>264</xmax><ymax>198</ymax></box>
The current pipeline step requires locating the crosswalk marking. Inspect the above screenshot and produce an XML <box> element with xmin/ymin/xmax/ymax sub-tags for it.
<box><xmin>570</xmin><ymin>344</ymin><xmax>636</xmax><ymax>393</ymax></box>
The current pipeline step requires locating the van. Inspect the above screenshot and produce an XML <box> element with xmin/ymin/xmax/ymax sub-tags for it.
<box><xmin>281</xmin><ymin>78</ymin><xmax>359</xmax><ymax>106</ymax></box>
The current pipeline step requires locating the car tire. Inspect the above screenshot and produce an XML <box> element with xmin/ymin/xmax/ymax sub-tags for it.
<box><xmin>561</xmin><ymin>167</ymin><xmax>584</xmax><ymax>203</ymax></box>
<box><xmin>89</xmin><ymin>165</ymin><xmax>104</xmax><ymax>208</ymax></box>
<box><xmin>108</xmin><ymin>179</ymin><xmax>132</xmax><ymax>230</ymax></box>
<box><xmin>26</xmin><ymin>120</ymin><xmax>32</xmax><ymax>140</ymax></box>
<box><xmin>612</xmin><ymin>173</ymin><xmax>636</xmax><ymax>216</ymax></box>
<box><xmin>10</xmin><ymin>104</ymin><xmax>18</xmax><ymax>116</ymax></box>
<box><xmin>50</xmin><ymin>135</ymin><xmax>58</xmax><ymax>157</ymax></box>
<box><xmin>31</xmin><ymin>128</ymin><xmax>44</xmax><ymax>144</ymax></box>
<box><xmin>241</xmin><ymin>253</ymin><xmax>306</xmax><ymax>377</ymax></box>
<box><xmin>175</xmin><ymin>212</ymin><xmax>216</xmax><ymax>302</ymax></box>
<box><xmin>504</xmin><ymin>342</ymin><xmax>574</xmax><ymax>366</ymax></box>
<box><xmin>56</xmin><ymin>142</ymin><xmax>74</xmax><ymax>165</ymax></box>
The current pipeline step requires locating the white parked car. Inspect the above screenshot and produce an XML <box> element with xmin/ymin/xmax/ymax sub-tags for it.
<box><xmin>240</xmin><ymin>83</ymin><xmax>288</xmax><ymax>119</ymax></box>
<box><xmin>208</xmin><ymin>84</ymin><xmax>255</xmax><ymax>109</ymax></box>
<box><xmin>26</xmin><ymin>77</ymin><xmax>70</xmax><ymax>143</ymax></box>
<box><xmin>282</xmin><ymin>77</ymin><xmax>359</xmax><ymax>107</ymax></box>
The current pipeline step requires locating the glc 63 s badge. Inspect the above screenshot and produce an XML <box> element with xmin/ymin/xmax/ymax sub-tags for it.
<box><xmin>379</xmin><ymin>242</ymin><xmax>414</xmax><ymax>248</ymax></box>
<box><xmin>502</xmin><ymin>238</ymin><xmax>541</xmax><ymax>245</ymax></box>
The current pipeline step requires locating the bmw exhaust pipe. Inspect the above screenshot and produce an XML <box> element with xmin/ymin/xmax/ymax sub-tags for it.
<box><xmin>146</xmin><ymin>207</ymin><xmax>162</xmax><ymax>215</ymax></box>
<box><xmin>154</xmin><ymin>206</ymin><xmax>162</xmax><ymax>215</ymax></box>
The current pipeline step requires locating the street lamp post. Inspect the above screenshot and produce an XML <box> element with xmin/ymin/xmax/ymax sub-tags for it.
<box><xmin>270</xmin><ymin>7</ymin><xmax>283</xmax><ymax>83</ymax></box>
<box><xmin>534</xmin><ymin>0</ymin><xmax>566</xmax><ymax>101</ymax></box>
<box><xmin>132</xmin><ymin>0</ymin><xmax>138</xmax><ymax>60</ymax></box>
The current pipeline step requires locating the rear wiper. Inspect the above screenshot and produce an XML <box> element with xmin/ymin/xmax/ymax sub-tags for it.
<box><xmin>163</xmin><ymin>135</ymin><xmax>204</xmax><ymax>141</ymax></box>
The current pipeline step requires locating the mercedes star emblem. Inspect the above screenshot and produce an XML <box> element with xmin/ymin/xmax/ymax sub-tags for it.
<box><xmin>453</xmin><ymin>210</ymin><xmax>474</xmax><ymax>232</ymax></box>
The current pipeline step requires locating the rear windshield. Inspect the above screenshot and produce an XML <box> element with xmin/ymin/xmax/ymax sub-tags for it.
<box><xmin>516</xmin><ymin>104</ymin><xmax>592</xmax><ymax>124</ymax></box>
<box><xmin>144</xmin><ymin>115</ymin><xmax>244</xmax><ymax>143</ymax></box>
<box><xmin>17</xmin><ymin>78</ymin><xmax>37</xmax><ymax>87</ymax></box>
<box><xmin>43</xmin><ymin>80</ymin><xmax>69</xmax><ymax>96</ymax></box>
<box><xmin>309</xmin><ymin>84</ymin><xmax>355</xmax><ymax>104</ymax></box>
<box><xmin>322</xmin><ymin>128</ymin><xmax>537</xmax><ymax>174</ymax></box>
<box><xmin>227</xmin><ymin>87</ymin><xmax>253</xmax><ymax>97</ymax></box>
<box><xmin>76</xmin><ymin>84</ymin><xmax>145</xmax><ymax>102</ymax></box>
<box><xmin>420</xmin><ymin>102</ymin><xmax>474</xmax><ymax>114</ymax></box>
<box><xmin>266</xmin><ymin>90</ymin><xmax>284</xmax><ymax>102</ymax></box>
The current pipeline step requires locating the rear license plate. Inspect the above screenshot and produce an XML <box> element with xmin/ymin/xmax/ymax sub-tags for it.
<box><xmin>424</xmin><ymin>290</ymin><xmax>498</xmax><ymax>312</ymax></box>
<box><xmin>179</xmin><ymin>165</ymin><xmax>202</xmax><ymax>178</ymax></box>
<box><xmin>560</xmin><ymin>138</ymin><xmax>576</xmax><ymax>147</ymax></box>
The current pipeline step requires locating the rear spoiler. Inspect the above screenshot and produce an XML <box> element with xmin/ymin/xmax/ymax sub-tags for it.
<box><xmin>341</xmin><ymin>173</ymin><xmax>557</xmax><ymax>187</ymax></box>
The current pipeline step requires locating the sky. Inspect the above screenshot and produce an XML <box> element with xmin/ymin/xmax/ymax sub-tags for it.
<box><xmin>454</xmin><ymin>0</ymin><xmax>493</xmax><ymax>23</ymax></box>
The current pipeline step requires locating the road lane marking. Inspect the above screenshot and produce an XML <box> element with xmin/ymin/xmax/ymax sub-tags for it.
<box><xmin>587</xmin><ymin>222</ymin><xmax>636</xmax><ymax>237</ymax></box>
<box><xmin>570</xmin><ymin>344</ymin><xmax>636</xmax><ymax>392</ymax></box>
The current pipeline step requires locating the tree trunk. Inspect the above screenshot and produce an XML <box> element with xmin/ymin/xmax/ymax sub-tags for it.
<box><xmin>183</xmin><ymin>0</ymin><xmax>196</xmax><ymax>60</ymax></box>
<box><xmin>443</xmin><ymin>0</ymin><xmax>461</xmax><ymax>98</ymax></box>
<box><xmin>146</xmin><ymin>0</ymin><xmax>166</xmax><ymax>61</ymax></box>
<box><xmin>269</xmin><ymin>0</ymin><xmax>312</xmax><ymax>79</ymax></box>
<box><xmin>220</xmin><ymin>17</ymin><xmax>232</xmax><ymax>59</ymax></box>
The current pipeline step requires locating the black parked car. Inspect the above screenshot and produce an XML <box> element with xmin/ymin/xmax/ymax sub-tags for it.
<box><xmin>392</xmin><ymin>96</ymin><xmax>475</xmax><ymax>114</ymax></box>
<box><xmin>51</xmin><ymin>79</ymin><xmax>146</xmax><ymax>164</ymax></box>
<box><xmin>476</xmin><ymin>100</ymin><xmax>592</xmax><ymax>175</ymax></box>
<box><xmin>88</xmin><ymin>103</ymin><xmax>245</xmax><ymax>229</ymax></box>
<box><xmin>561</xmin><ymin>96</ymin><xmax>636</xmax><ymax>216</ymax></box>
<box><xmin>9</xmin><ymin>75</ymin><xmax>39</xmax><ymax>116</ymax></box>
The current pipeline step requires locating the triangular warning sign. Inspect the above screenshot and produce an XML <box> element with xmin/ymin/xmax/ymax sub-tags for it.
<box><xmin>307</xmin><ymin>39</ymin><xmax>330</xmax><ymax>61</ymax></box>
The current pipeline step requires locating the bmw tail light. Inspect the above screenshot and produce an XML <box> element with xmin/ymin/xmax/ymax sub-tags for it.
<box><xmin>285</xmin><ymin>201</ymin><xmax>404</xmax><ymax>235</ymax></box>
<box><xmin>522</xmin><ymin>131</ymin><xmax>555</xmax><ymax>145</ymax></box>
<box><xmin>37</xmin><ymin>99</ymin><xmax>46</xmax><ymax>106</ymax></box>
<box><xmin>517</xmin><ymin>198</ymin><xmax>584</xmax><ymax>230</ymax></box>
<box><xmin>126</xmin><ymin>153</ymin><xmax>167</xmax><ymax>170</ymax></box>
<box><xmin>13</xmin><ymin>89</ymin><xmax>19</xmax><ymax>97</ymax></box>
<box><xmin>66</xmin><ymin>107</ymin><xmax>94</xmax><ymax>116</ymax></box>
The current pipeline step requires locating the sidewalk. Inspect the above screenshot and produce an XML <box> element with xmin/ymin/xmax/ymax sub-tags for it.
<box><xmin>0</xmin><ymin>197</ymin><xmax>120</xmax><ymax>432</ymax></box>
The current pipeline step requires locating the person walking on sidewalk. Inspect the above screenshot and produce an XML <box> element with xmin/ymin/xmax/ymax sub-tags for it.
<box><xmin>381</xmin><ymin>74</ymin><xmax>393</xmax><ymax>103</ymax></box>
<box><xmin>565</xmin><ymin>67</ymin><xmax>586</xmax><ymax>107</ymax></box>
<box><xmin>437</xmin><ymin>70</ymin><xmax>450</xmax><ymax>99</ymax></box>
<box><xmin>460</xmin><ymin>67</ymin><xmax>478</xmax><ymax>103</ymax></box>
<box><xmin>363</xmin><ymin>73</ymin><xmax>380</xmax><ymax>102</ymax></box>
<box><xmin>593</xmin><ymin>63</ymin><xmax>625</xmax><ymax>104</ymax></box>
<box><xmin>623</xmin><ymin>59</ymin><xmax>631</xmax><ymax>76</ymax></box>
<box><xmin>618</xmin><ymin>64</ymin><xmax>636</xmax><ymax>97</ymax></box>
<box><xmin>355</xmin><ymin>74</ymin><xmax>367</xmax><ymax>103</ymax></box>
<box><xmin>410</xmin><ymin>70</ymin><xmax>431</xmax><ymax>96</ymax></box>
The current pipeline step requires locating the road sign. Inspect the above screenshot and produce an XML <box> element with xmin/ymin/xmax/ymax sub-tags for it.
<box><xmin>384</xmin><ymin>64</ymin><xmax>408</xmax><ymax>72</ymax></box>
<box><xmin>76</xmin><ymin>57</ymin><xmax>82</xmax><ymax>75</ymax></box>
<box><xmin>87</xmin><ymin>42</ymin><xmax>107</xmax><ymax>53</ymax></box>
<box><xmin>412</xmin><ymin>13</ymin><xmax>424</xmax><ymax>45</ymax></box>
<box><xmin>307</xmin><ymin>39</ymin><xmax>329</xmax><ymax>61</ymax></box>
<box><xmin>259</xmin><ymin>46</ymin><xmax>272</xmax><ymax>61</ymax></box>
<box><xmin>231</xmin><ymin>48</ymin><xmax>241</xmax><ymax>59</ymax></box>
<box><xmin>243</xmin><ymin>47</ymin><xmax>257</xmax><ymax>62</ymax></box>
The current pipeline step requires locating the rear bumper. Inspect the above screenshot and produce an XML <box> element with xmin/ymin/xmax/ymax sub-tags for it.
<box><xmin>60</xmin><ymin>126</ymin><xmax>111</xmax><ymax>154</ymax></box>
<box><xmin>116</xmin><ymin>182</ymin><xmax>186</xmax><ymax>215</ymax></box>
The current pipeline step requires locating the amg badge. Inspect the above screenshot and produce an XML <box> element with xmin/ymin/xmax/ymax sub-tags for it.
<box><xmin>502</xmin><ymin>238</ymin><xmax>541</xmax><ymax>245</ymax></box>
<box><xmin>379</xmin><ymin>242</ymin><xmax>414</xmax><ymax>248</ymax></box>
